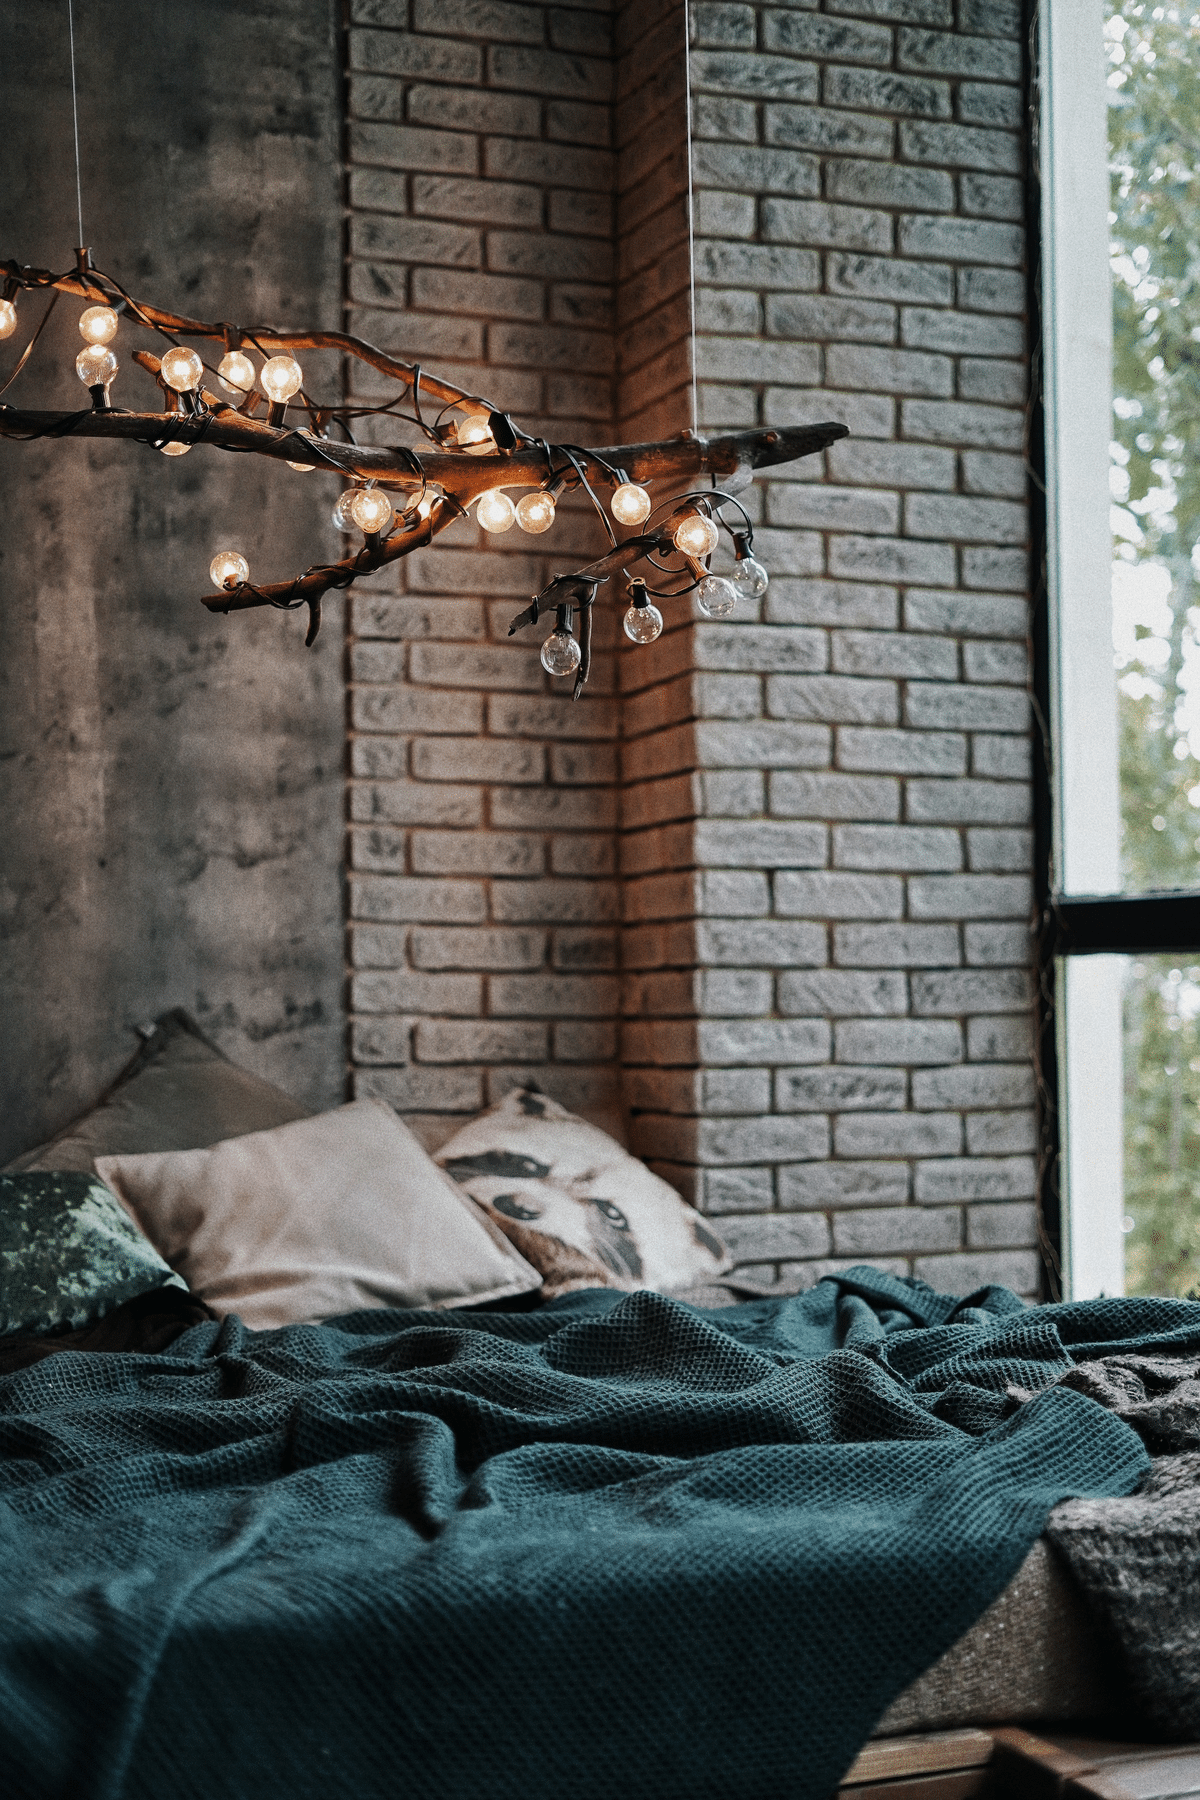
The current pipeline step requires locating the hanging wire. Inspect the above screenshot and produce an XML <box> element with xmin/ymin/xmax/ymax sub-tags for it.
<box><xmin>67</xmin><ymin>0</ymin><xmax>84</xmax><ymax>248</ymax></box>
<box><xmin>682</xmin><ymin>0</ymin><xmax>698</xmax><ymax>437</ymax></box>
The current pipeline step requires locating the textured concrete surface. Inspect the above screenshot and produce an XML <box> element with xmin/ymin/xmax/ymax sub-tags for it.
<box><xmin>0</xmin><ymin>0</ymin><xmax>347</xmax><ymax>1162</ymax></box>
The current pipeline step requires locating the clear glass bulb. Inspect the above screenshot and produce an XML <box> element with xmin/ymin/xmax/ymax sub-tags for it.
<box><xmin>611</xmin><ymin>482</ymin><xmax>651</xmax><ymax>526</ymax></box>
<box><xmin>0</xmin><ymin>298</ymin><xmax>17</xmax><ymax>340</ymax></box>
<box><xmin>623</xmin><ymin>601</ymin><xmax>664</xmax><ymax>644</ymax></box>
<box><xmin>260</xmin><ymin>354</ymin><xmax>303</xmax><ymax>402</ymax></box>
<box><xmin>696</xmin><ymin>575</ymin><xmax>738</xmax><ymax>619</ymax></box>
<box><xmin>515</xmin><ymin>491</ymin><xmax>555</xmax><ymax>534</ymax></box>
<box><xmin>350</xmin><ymin>488</ymin><xmax>395</xmax><ymax>534</ymax></box>
<box><xmin>477</xmin><ymin>490</ymin><xmax>516</xmax><ymax>533</ymax></box>
<box><xmin>160</xmin><ymin>346</ymin><xmax>204</xmax><ymax>392</ymax></box>
<box><xmin>541</xmin><ymin>629</ymin><xmax>582</xmax><ymax>677</ymax></box>
<box><xmin>79</xmin><ymin>304</ymin><xmax>118</xmax><ymax>345</ymax></box>
<box><xmin>457</xmin><ymin>415</ymin><xmax>495</xmax><ymax>454</ymax></box>
<box><xmin>674</xmin><ymin>513</ymin><xmax>720</xmax><ymax>558</ymax></box>
<box><xmin>76</xmin><ymin>345</ymin><xmax>117</xmax><ymax>388</ymax></box>
<box><xmin>332</xmin><ymin>489</ymin><xmax>360</xmax><ymax>532</ymax></box>
<box><xmin>159</xmin><ymin>441</ymin><xmax>191</xmax><ymax>456</ymax></box>
<box><xmin>209</xmin><ymin>551</ymin><xmax>249</xmax><ymax>590</ymax></box>
<box><xmin>731</xmin><ymin>554</ymin><xmax>769</xmax><ymax>599</ymax></box>
<box><xmin>217</xmin><ymin>350</ymin><xmax>256</xmax><ymax>396</ymax></box>
<box><xmin>286</xmin><ymin>428</ymin><xmax>317</xmax><ymax>472</ymax></box>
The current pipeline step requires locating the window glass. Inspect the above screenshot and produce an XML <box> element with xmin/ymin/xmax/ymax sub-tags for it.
<box><xmin>1123</xmin><ymin>953</ymin><xmax>1200</xmax><ymax>1296</ymax></box>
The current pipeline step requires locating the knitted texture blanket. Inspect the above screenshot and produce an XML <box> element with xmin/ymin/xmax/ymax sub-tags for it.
<box><xmin>1046</xmin><ymin>1352</ymin><xmax>1200</xmax><ymax>1737</ymax></box>
<box><xmin>0</xmin><ymin>1266</ymin><xmax>1182</xmax><ymax>1800</ymax></box>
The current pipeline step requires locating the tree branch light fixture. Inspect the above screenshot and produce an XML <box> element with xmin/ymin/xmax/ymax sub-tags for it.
<box><xmin>0</xmin><ymin>252</ymin><xmax>848</xmax><ymax>684</ymax></box>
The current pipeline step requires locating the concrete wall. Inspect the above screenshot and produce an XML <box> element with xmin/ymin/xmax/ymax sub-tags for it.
<box><xmin>0</xmin><ymin>0</ymin><xmax>347</xmax><ymax>1162</ymax></box>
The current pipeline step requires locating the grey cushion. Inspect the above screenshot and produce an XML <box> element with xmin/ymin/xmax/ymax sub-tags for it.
<box><xmin>0</xmin><ymin>1171</ymin><xmax>185</xmax><ymax>1335</ymax></box>
<box><xmin>5</xmin><ymin>1010</ymin><xmax>310</xmax><ymax>1175</ymax></box>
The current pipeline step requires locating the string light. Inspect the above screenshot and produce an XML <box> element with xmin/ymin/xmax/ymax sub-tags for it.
<box><xmin>209</xmin><ymin>551</ymin><xmax>249</xmax><ymax>589</ymax></box>
<box><xmin>457</xmin><ymin>416</ymin><xmax>495</xmax><ymax>454</ymax></box>
<box><xmin>730</xmin><ymin>553</ymin><xmax>769</xmax><ymax>599</ymax></box>
<box><xmin>217</xmin><ymin>350</ymin><xmax>256</xmax><ymax>396</ymax></box>
<box><xmin>0</xmin><ymin>298</ymin><xmax>17</xmax><ymax>340</ymax></box>
<box><xmin>159</xmin><ymin>441</ymin><xmax>191</xmax><ymax>457</ymax></box>
<box><xmin>477</xmin><ymin>490</ymin><xmax>516</xmax><ymax>533</ymax></box>
<box><xmin>332</xmin><ymin>489</ymin><xmax>360</xmax><ymax>532</ymax></box>
<box><xmin>160</xmin><ymin>346</ymin><xmax>204</xmax><ymax>393</ymax></box>
<box><xmin>696</xmin><ymin>574</ymin><xmax>738</xmax><ymax>618</ymax></box>
<box><xmin>78</xmin><ymin>304</ymin><xmax>118</xmax><ymax>345</ymax></box>
<box><xmin>286</xmin><ymin>428</ymin><xmax>318</xmax><ymax>472</ymax></box>
<box><xmin>515</xmin><ymin>491</ymin><xmax>555</xmax><ymax>534</ymax></box>
<box><xmin>540</xmin><ymin>608</ymin><xmax>582</xmax><ymax>677</ymax></box>
<box><xmin>75</xmin><ymin>344</ymin><xmax>117</xmax><ymax>392</ymax></box>
<box><xmin>623</xmin><ymin>579</ymin><xmax>663</xmax><ymax>644</ymax></box>
<box><xmin>673</xmin><ymin>512</ymin><xmax>719</xmax><ymax>558</ymax></box>
<box><xmin>349</xmin><ymin>488</ymin><xmax>394</xmax><ymax>535</ymax></box>
<box><xmin>611</xmin><ymin>482</ymin><xmax>651</xmax><ymax>526</ymax></box>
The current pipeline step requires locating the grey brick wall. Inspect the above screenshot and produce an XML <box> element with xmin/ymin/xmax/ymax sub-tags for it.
<box><xmin>344</xmin><ymin>0</ymin><xmax>1039</xmax><ymax>1297</ymax></box>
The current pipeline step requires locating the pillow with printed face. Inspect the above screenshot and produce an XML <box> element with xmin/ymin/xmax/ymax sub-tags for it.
<box><xmin>435</xmin><ymin>1087</ymin><xmax>730</xmax><ymax>1298</ymax></box>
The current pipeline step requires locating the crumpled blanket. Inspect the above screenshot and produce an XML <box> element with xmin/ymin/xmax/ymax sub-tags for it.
<box><xmin>1045</xmin><ymin>1352</ymin><xmax>1200</xmax><ymax>1737</ymax></box>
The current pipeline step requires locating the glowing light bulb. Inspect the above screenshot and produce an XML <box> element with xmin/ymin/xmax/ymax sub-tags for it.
<box><xmin>611</xmin><ymin>482</ymin><xmax>651</xmax><ymax>526</ymax></box>
<box><xmin>79</xmin><ymin>304</ymin><xmax>118</xmax><ymax>345</ymax></box>
<box><xmin>696</xmin><ymin>575</ymin><xmax>738</xmax><ymax>619</ymax></box>
<box><xmin>286</xmin><ymin>428</ymin><xmax>318</xmax><ymax>472</ymax></box>
<box><xmin>0</xmin><ymin>298</ymin><xmax>17</xmax><ymax>340</ymax></box>
<box><xmin>76</xmin><ymin>345</ymin><xmax>117</xmax><ymax>389</ymax></box>
<box><xmin>159</xmin><ymin>441</ymin><xmax>191</xmax><ymax>456</ymax></box>
<box><xmin>333</xmin><ymin>489</ymin><xmax>360</xmax><ymax>532</ymax></box>
<box><xmin>673</xmin><ymin>512</ymin><xmax>720</xmax><ymax>558</ymax></box>
<box><xmin>624</xmin><ymin>600</ymin><xmax>664</xmax><ymax>644</ymax></box>
<box><xmin>350</xmin><ymin>488</ymin><xmax>395</xmax><ymax>535</ymax></box>
<box><xmin>457</xmin><ymin>415</ymin><xmax>495</xmax><ymax>454</ymax></box>
<box><xmin>260</xmin><ymin>355</ymin><xmax>303</xmax><ymax>402</ymax></box>
<box><xmin>209</xmin><ymin>551</ymin><xmax>249</xmax><ymax>590</ymax></box>
<box><xmin>541</xmin><ymin>628</ymin><xmax>582</xmax><ymax>677</ymax></box>
<box><xmin>477</xmin><ymin>490</ymin><xmax>516</xmax><ymax>534</ymax></box>
<box><xmin>731</xmin><ymin>554</ymin><xmax>769</xmax><ymax>599</ymax></box>
<box><xmin>217</xmin><ymin>350</ymin><xmax>256</xmax><ymax>396</ymax></box>
<box><xmin>160</xmin><ymin>346</ymin><xmax>204</xmax><ymax>392</ymax></box>
<box><xmin>416</xmin><ymin>492</ymin><xmax>436</xmax><ymax>520</ymax></box>
<box><xmin>515</xmin><ymin>490</ymin><xmax>555</xmax><ymax>534</ymax></box>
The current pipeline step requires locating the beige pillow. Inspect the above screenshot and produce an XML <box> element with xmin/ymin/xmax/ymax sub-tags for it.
<box><xmin>96</xmin><ymin>1099</ymin><xmax>541</xmax><ymax>1329</ymax></box>
<box><xmin>436</xmin><ymin>1087</ymin><xmax>731</xmax><ymax>1298</ymax></box>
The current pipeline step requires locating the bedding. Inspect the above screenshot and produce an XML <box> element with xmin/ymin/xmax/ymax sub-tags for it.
<box><xmin>0</xmin><ymin>1265</ymin><xmax>1172</xmax><ymax>1800</ymax></box>
<box><xmin>96</xmin><ymin>1098</ymin><xmax>542</xmax><ymax>1327</ymax></box>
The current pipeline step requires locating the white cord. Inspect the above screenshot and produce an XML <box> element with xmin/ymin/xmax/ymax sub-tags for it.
<box><xmin>682</xmin><ymin>0</ymin><xmax>698</xmax><ymax>435</ymax></box>
<box><xmin>67</xmin><ymin>0</ymin><xmax>84</xmax><ymax>247</ymax></box>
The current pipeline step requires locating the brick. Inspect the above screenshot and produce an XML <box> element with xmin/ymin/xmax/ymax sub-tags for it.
<box><xmin>409</xmin><ymin>84</ymin><xmax>541</xmax><ymax>135</ymax></box>
<box><xmin>546</xmin><ymin>98</ymin><xmax>610</xmax><ymax>144</ymax></box>
<box><xmin>898</xmin><ymin>27</ymin><xmax>1020</xmax><ymax>81</ymax></box>
<box><xmin>552</xmin><ymin>835</ymin><xmax>616</xmax><ymax>877</ymax></box>
<box><xmin>959</xmin><ymin>83</ymin><xmax>1022</xmax><ymax>130</ymax></box>
<box><xmin>914</xmin><ymin>1157</ymin><xmax>1035</xmax><ymax>1203</ymax></box>
<box><xmin>350</xmin><ymin>875</ymin><xmax>487</xmax><ymax>925</ymax></box>
<box><xmin>695</xmin><ymin>920</ymin><xmax>827</xmax><ymax>967</ymax></box>
<box><xmin>961</xmin><ymin>173</ymin><xmax>1024</xmax><ymax>222</ymax></box>
<box><xmin>964</xmin><ymin>922</ymin><xmax>1030</xmax><ymax>966</ymax></box>
<box><xmin>487</xmin><ymin>135</ymin><xmax>613</xmax><ymax>189</ymax></box>
<box><xmin>352</xmin><ymin>593</ymin><xmax>486</xmax><ymax>642</ymax></box>
<box><xmin>488</xmin><ymin>694</ymin><xmax>618</xmax><ymax>739</ymax></box>
<box><xmin>828</xmin><ymin>535</ymin><xmax>956</xmax><ymax>585</ymax></box>
<box><xmin>960</xmin><ymin>0</ymin><xmax>1021</xmax><ymax>33</ymax></box>
<box><xmin>770</xmin><ymin>770</ymin><xmax>900</xmax><ymax>821</ymax></box>
<box><xmin>776</xmin><ymin>871</ymin><xmax>903</xmax><ymax>919</ymax></box>
<box><xmin>695</xmin><ymin>1166</ymin><xmax>776</xmax><ymax>1214</ymax></box>
<box><xmin>490</xmin><ymin>973</ymin><xmax>619</xmax><ymax>1016</ymax></box>
<box><xmin>694</xmin><ymin>240</ymin><xmax>821</xmax><ymax>291</ymax></box>
<box><xmin>763</xmin><ymin>388</ymin><xmax>894</xmax><ymax>439</ymax></box>
<box><xmin>961</xmin><ymin>450</ymin><xmax>1026</xmax><ymax>498</ymax></box>
<box><xmin>899</xmin><ymin>214</ymin><xmax>1023</xmax><ymax>268</ymax></box>
<box><xmin>691</xmin><ymin>2</ymin><xmax>757</xmax><ymax>48</ymax></box>
<box><xmin>836</xmin><ymin>1018</ymin><xmax>963</xmax><ymax>1064</ymax></box>
<box><xmin>958</xmin><ymin>266</ymin><xmax>1025</xmax><ymax>314</ymax></box>
<box><xmin>410</xmin><ymin>926</ymin><xmax>544</xmax><ymax>970</ymax></box>
<box><xmin>351</xmin><ymin>1018</ymin><xmax>411</xmax><ymax>1065</ymax></box>
<box><xmin>348</xmin><ymin>119</ymin><xmax>478</xmax><ymax>176</ymax></box>
<box><xmin>968</xmin><ymin>827</ymin><xmax>1032</xmax><ymax>872</ymax></box>
<box><xmin>833</xmin><ymin>1205</ymin><xmax>962</xmax><ymax>1255</ymax></box>
<box><xmin>834</xmin><ymin>922</ymin><xmax>960</xmax><ymax>966</ymax></box>
<box><xmin>696</xmin><ymin>93</ymin><xmax>760</xmax><ymax>141</ymax></box>
<box><xmin>906</xmin><ymin>779</ymin><xmax>1029</xmax><ymax>825</ymax></box>
<box><xmin>694</xmin><ymin>191</ymin><xmax>757</xmax><ymax>239</ymax></box>
<box><xmin>914</xmin><ymin>1249</ymin><xmax>1040</xmax><ymax>1293</ymax></box>
<box><xmin>826</xmin><ymin>158</ymin><xmax>955</xmax><ymax>212</ymax></box>
<box><xmin>911</xmin><ymin>968</ymin><xmax>1030</xmax><ymax>1014</ymax></box>
<box><xmin>694</xmin><ymin>142</ymin><xmax>821</xmax><ymax>197</ymax></box>
<box><xmin>779</xmin><ymin>1160</ymin><xmax>911</xmax><ymax>1207</ymax></box>
<box><xmin>699</xmin><ymin>969</ymin><xmax>777</xmax><ymax>1014</ymax></box>
<box><xmin>351</xmin><ymin>214</ymin><xmax>481</xmax><ymax>268</ymax></box>
<box><xmin>828</xmin><ymin>251</ymin><xmax>953</xmax><ymax>306</ymax></box>
<box><xmin>826</xmin><ymin>440</ymin><xmax>955</xmax><ymax>490</ymax></box>
<box><xmin>695</xmin><ymin>820</ymin><xmax>827</xmax><ymax>868</ymax></box>
<box><xmin>701</xmin><ymin>1068</ymin><xmax>775</xmax><ymax>1115</ymax></box>
<box><xmin>909</xmin><ymin>874</ymin><xmax>1030</xmax><ymax>919</ymax></box>
<box><xmin>966</xmin><ymin>1201</ymin><xmax>1039</xmax><ymax>1249</ymax></box>
<box><xmin>835</xmin><ymin>1111</ymin><xmax>963</xmax><ymax>1155</ymax></box>
<box><xmin>696</xmin><ymin>719</ymin><xmax>831</xmax><ymax>766</ymax></box>
<box><xmin>903</xmin><ymin>589</ymin><xmax>1027</xmax><ymax>637</ymax></box>
<box><xmin>411</xmin><ymin>831</ymin><xmax>543</xmax><ymax>876</ymax></box>
<box><xmin>904</xmin><ymin>683</ymin><xmax>1028</xmax><ymax>733</ymax></box>
<box><xmin>776</xmin><ymin>1066</ymin><xmax>908</xmax><ymax>1112</ymax></box>
<box><xmin>901</xmin><ymin>308</ymin><xmax>1024</xmax><ymax>357</ymax></box>
<box><xmin>352</xmin><ymin>970</ymin><xmax>482</xmax><ymax>1016</ymax></box>
<box><xmin>554</xmin><ymin>1020</ymin><xmax>618</xmax><ymax>1062</ymax></box>
<box><xmin>549</xmin><ymin>7</ymin><xmax>609</xmax><ymax>54</ymax></box>
<box><xmin>972</xmin><ymin>735</ymin><xmax>1030</xmax><ymax>780</ymax></box>
<box><xmin>696</xmin><ymin>1113</ymin><xmax>832</xmax><ymax>1165</ymax></box>
<box><xmin>779</xmin><ymin>970</ymin><xmax>907</xmax><ymax>1015</ymax></box>
<box><xmin>698</xmin><ymin>1018</ymin><xmax>831</xmax><ymax>1065</ymax></box>
<box><xmin>769</xmin><ymin>674</ymin><xmax>899</xmax><ymax>727</ymax></box>
<box><xmin>967</xmin><ymin>1015</ymin><xmax>1033</xmax><ymax>1060</ymax></box>
<box><xmin>899</xmin><ymin>119</ymin><xmax>1020</xmax><ymax>173</ymax></box>
<box><xmin>410</xmin><ymin>738</ymin><xmax>545</xmax><ymax>784</ymax></box>
<box><xmin>410</xmin><ymin>266</ymin><xmax>544</xmax><ymax>318</ymax></box>
<box><xmin>766</xmin><ymin>293</ymin><xmax>897</xmax><ymax>344</ymax></box>
<box><xmin>834</xmin><ymin>823</ymin><xmax>961</xmax><ymax>871</ymax></box>
<box><xmin>493</xmin><ymin>787</ymin><xmax>618</xmax><ymax>831</ymax></box>
<box><xmin>767</xmin><ymin>579</ymin><xmax>898</xmax><ymax>630</ymax></box>
<box><xmin>492</xmin><ymin>879</ymin><xmax>619</xmax><ymax>922</ymax></box>
<box><xmin>351</xmin><ymin>779</ymin><xmax>481</xmax><ymax>827</ymax></box>
<box><xmin>358</xmin><ymin>1066</ymin><xmax>485</xmax><ymax>1113</ymax></box>
<box><xmin>823</xmin><ymin>66</ymin><xmax>951</xmax><ymax>119</ymax></box>
<box><xmin>552</xmin><ymin>928</ymin><xmax>618</xmax><ymax>972</ymax></box>
<box><xmin>966</xmin><ymin>1110</ymin><xmax>1037</xmax><ymax>1154</ymax></box>
<box><xmin>489</xmin><ymin>229</ymin><xmax>610</xmax><ymax>282</ymax></box>
<box><xmin>761</xmin><ymin>12</ymin><xmax>893</xmax><ymax>64</ymax></box>
<box><xmin>962</xmin><ymin>546</ymin><xmax>1028</xmax><ymax>591</ymax></box>
<box><xmin>913</xmin><ymin>1063</ymin><xmax>1033</xmax><ymax>1109</ymax></box>
<box><xmin>349</xmin><ymin>26</ymin><xmax>482</xmax><ymax>81</ymax></box>
<box><xmin>959</xmin><ymin>358</ymin><xmax>1026</xmax><ymax>406</ymax></box>
<box><xmin>717</xmin><ymin>1211</ymin><xmax>832</xmax><ymax>1262</ymax></box>
<box><xmin>412</xmin><ymin>174</ymin><xmax>541</xmax><ymax>228</ymax></box>
<box><xmin>832</xmin><ymin>630</ymin><xmax>957</xmax><ymax>680</ymax></box>
<box><xmin>417</xmin><ymin>1018</ymin><xmax>549</xmax><ymax>1063</ymax></box>
<box><xmin>703</xmin><ymin>769</ymin><xmax>767</xmax><ymax>816</ymax></box>
<box><xmin>405</xmin><ymin>0</ymin><xmax>543</xmax><ymax>39</ymax></box>
<box><xmin>764</xmin><ymin>198</ymin><xmax>893</xmax><ymax>254</ymax></box>
<box><xmin>827</xmin><ymin>0</ymin><xmax>952</xmax><ymax>20</ymax></box>
<box><xmin>763</xmin><ymin>102</ymin><xmax>894</xmax><ymax>159</ymax></box>
<box><xmin>489</xmin><ymin>44</ymin><xmax>611</xmax><ymax>100</ymax></box>
<box><xmin>691</xmin><ymin>50</ymin><xmax>820</xmax><ymax>100</ymax></box>
<box><xmin>768</xmin><ymin>484</ymin><xmax>900</xmax><ymax>536</ymax></box>
<box><xmin>408</xmin><ymin>642</ymin><xmax>542</xmax><ymax>691</ymax></box>
<box><xmin>905</xmin><ymin>493</ymin><xmax>1026</xmax><ymax>544</ymax></box>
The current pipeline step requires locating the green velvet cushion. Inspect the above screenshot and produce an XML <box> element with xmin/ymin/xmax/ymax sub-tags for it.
<box><xmin>0</xmin><ymin>1171</ymin><xmax>185</xmax><ymax>1336</ymax></box>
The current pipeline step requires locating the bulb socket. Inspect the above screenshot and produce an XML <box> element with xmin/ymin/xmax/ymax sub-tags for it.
<box><xmin>267</xmin><ymin>400</ymin><xmax>287</xmax><ymax>428</ymax></box>
<box><xmin>628</xmin><ymin>579</ymin><xmax>651</xmax><ymax>610</ymax></box>
<box><xmin>732</xmin><ymin>530</ymin><xmax>753</xmax><ymax>562</ymax></box>
<box><xmin>88</xmin><ymin>382</ymin><xmax>110</xmax><ymax>412</ymax></box>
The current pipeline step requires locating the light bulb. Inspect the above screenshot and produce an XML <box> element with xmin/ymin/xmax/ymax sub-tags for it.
<box><xmin>79</xmin><ymin>304</ymin><xmax>118</xmax><ymax>345</ymax></box>
<box><xmin>696</xmin><ymin>575</ymin><xmax>738</xmax><ymax>619</ymax></box>
<box><xmin>457</xmin><ymin>415</ymin><xmax>495</xmax><ymax>454</ymax></box>
<box><xmin>731</xmin><ymin>554</ymin><xmax>769</xmax><ymax>599</ymax></box>
<box><xmin>333</xmin><ymin>489</ymin><xmax>360</xmax><ymax>532</ymax></box>
<box><xmin>673</xmin><ymin>512</ymin><xmax>720</xmax><ymax>558</ymax></box>
<box><xmin>541</xmin><ymin>629</ymin><xmax>582</xmax><ymax>677</ymax></box>
<box><xmin>160</xmin><ymin>346</ymin><xmax>204</xmax><ymax>392</ymax></box>
<box><xmin>286</xmin><ymin>428</ymin><xmax>317</xmax><ymax>472</ymax></box>
<box><xmin>76</xmin><ymin>345</ymin><xmax>117</xmax><ymax>389</ymax></box>
<box><xmin>416</xmin><ymin>492</ymin><xmax>435</xmax><ymax>520</ymax></box>
<box><xmin>209</xmin><ymin>551</ymin><xmax>249</xmax><ymax>590</ymax></box>
<box><xmin>624</xmin><ymin>600</ymin><xmax>664</xmax><ymax>644</ymax></box>
<box><xmin>0</xmin><ymin>298</ymin><xmax>17</xmax><ymax>340</ymax></box>
<box><xmin>260</xmin><ymin>354</ymin><xmax>303</xmax><ymax>402</ymax></box>
<box><xmin>350</xmin><ymin>488</ymin><xmax>395</xmax><ymax>534</ymax></box>
<box><xmin>611</xmin><ymin>482</ymin><xmax>651</xmax><ymax>526</ymax></box>
<box><xmin>217</xmin><ymin>350</ymin><xmax>256</xmax><ymax>396</ymax></box>
<box><xmin>515</xmin><ymin>490</ymin><xmax>555</xmax><ymax>534</ymax></box>
<box><xmin>159</xmin><ymin>441</ymin><xmax>191</xmax><ymax>456</ymax></box>
<box><xmin>477</xmin><ymin>489</ymin><xmax>516</xmax><ymax>533</ymax></box>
